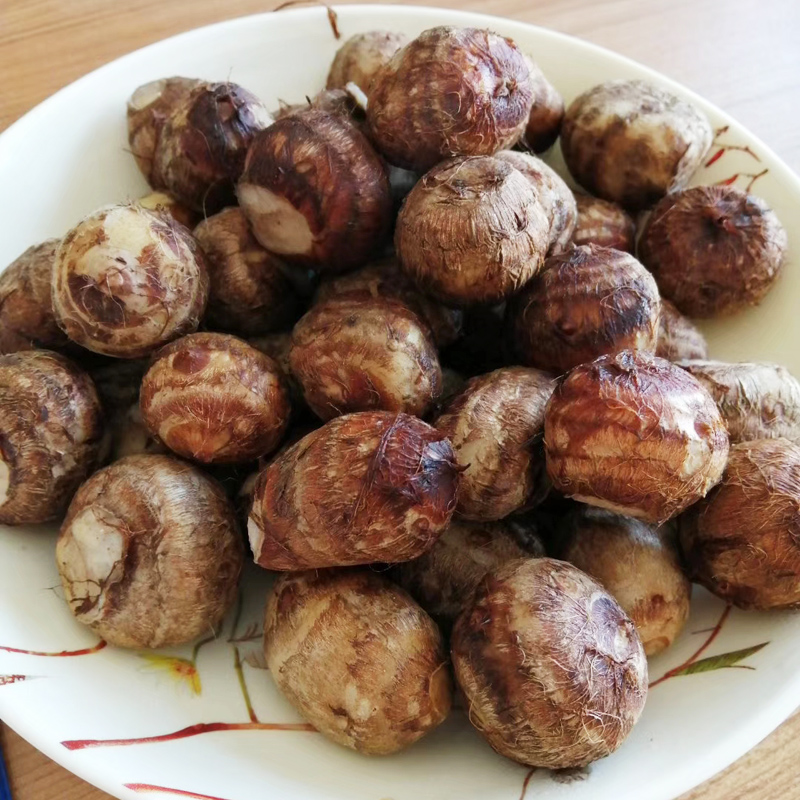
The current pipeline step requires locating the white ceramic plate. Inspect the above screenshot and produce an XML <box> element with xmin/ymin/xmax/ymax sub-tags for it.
<box><xmin>1</xmin><ymin>6</ymin><xmax>799</xmax><ymax>800</ymax></box>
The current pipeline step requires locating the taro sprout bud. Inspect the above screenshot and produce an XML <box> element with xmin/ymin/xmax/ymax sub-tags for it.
<box><xmin>507</xmin><ymin>244</ymin><xmax>661</xmax><ymax>374</ymax></box>
<box><xmin>248</xmin><ymin>411</ymin><xmax>460</xmax><ymax>570</ymax></box>
<box><xmin>326</xmin><ymin>31</ymin><xmax>409</xmax><ymax>97</ymax></box>
<box><xmin>656</xmin><ymin>299</ymin><xmax>708</xmax><ymax>362</ymax></box>
<box><xmin>545</xmin><ymin>350</ymin><xmax>729</xmax><ymax>523</ymax></box>
<box><xmin>395</xmin><ymin>156</ymin><xmax>549</xmax><ymax>306</ymax></box>
<box><xmin>275</xmin><ymin>87</ymin><xmax>367</xmax><ymax>132</ymax></box>
<box><xmin>572</xmin><ymin>194</ymin><xmax>636</xmax><ymax>253</ymax></box>
<box><xmin>451</xmin><ymin>558</ymin><xmax>648</xmax><ymax>768</ymax></box>
<box><xmin>264</xmin><ymin>569</ymin><xmax>451</xmax><ymax>754</ymax></box>
<box><xmin>518</xmin><ymin>60</ymin><xmax>564</xmax><ymax>153</ymax></box>
<box><xmin>194</xmin><ymin>208</ymin><xmax>300</xmax><ymax>336</ymax></box>
<box><xmin>639</xmin><ymin>185</ymin><xmax>788</xmax><ymax>317</ymax></box>
<box><xmin>140</xmin><ymin>332</ymin><xmax>290</xmax><ymax>464</ymax></box>
<box><xmin>557</xmin><ymin>509</ymin><xmax>691</xmax><ymax>655</ymax></box>
<box><xmin>435</xmin><ymin>367</ymin><xmax>555</xmax><ymax>520</ymax></box>
<box><xmin>680</xmin><ymin>438</ymin><xmax>800</xmax><ymax>609</ymax></box>
<box><xmin>56</xmin><ymin>454</ymin><xmax>243</xmax><ymax>648</ymax></box>
<box><xmin>52</xmin><ymin>204</ymin><xmax>208</xmax><ymax>358</ymax></box>
<box><xmin>561</xmin><ymin>79</ymin><xmax>712</xmax><ymax>210</ymax></box>
<box><xmin>0</xmin><ymin>351</ymin><xmax>104</xmax><ymax>525</ymax></box>
<box><xmin>238</xmin><ymin>110</ymin><xmax>392</xmax><ymax>274</ymax></box>
<box><xmin>136</xmin><ymin>190</ymin><xmax>197</xmax><ymax>229</ymax></box>
<box><xmin>367</xmin><ymin>26</ymin><xmax>534</xmax><ymax>172</ymax></box>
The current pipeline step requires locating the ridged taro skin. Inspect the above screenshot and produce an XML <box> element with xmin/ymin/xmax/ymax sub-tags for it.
<box><xmin>153</xmin><ymin>81</ymin><xmax>273</xmax><ymax>213</ymax></box>
<box><xmin>680</xmin><ymin>438</ymin><xmax>800</xmax><ymax>609</ymax></box>
<box><xmin>140</xmin><ymin>332</ymin><xmax>290</xmax><ymax>464</ymax></box>
<box><xmin>0</xmin><ymin>240</ymin><xmax>72</xmax><ymax>354</ymax></box>
<box><xmin>571</xmin><ymin>194</ymin><xmax>636</xmax><ymax>253</ymax></box>
<box><xmin>451</xmin><ymin>557</ymin><xmax>648</xmax><ymax>769</ymax></box>
<box><xmin>544</xmin><ymin>350</ymin><xmax>730</xmax><ymax>523</ymax></box>
<box><xmin>557</xmin><ymin>509</ymin><xmax>690</xmax><ymax>655</ymax></box>
<box><xmin>638</xmin><ymin>185</ymin><xmax>788</xmax><ymax>317</ymax></box>
<box><xmin>494</xmin><ymin>150</ymin><xmax>577</xmax><ymax>254</ymax></box>
<box><xmin>56</xmin><ymin>454</ymin><xmax>243</xmax><ymax>648</ymax></box>
<box><xmin>518</xmin><ymin>61</ymin><xmax>564</xmax><ymax>153</ymax></box>
<box><xmin>395</xmin><ymin>156</ymin><xmax>550</xmax><ymax>306</ymax></box>
<box><xmin>0</xmin><ymin>351</ymin><xmax>104</xmax><ymax>525</ymax></box>
<box><xmin>326</xmin><ymin>31</ymin><xmax>410</xmax><ymax>97</ymax></box>
<box><xmin>507</xmin><ymin>244</ymin><xmax>661</xmax><ymax>375</ymax></box>
<box><xmin>193</xmin><ymin>207</ymin><xmax>300</xmax><ymax>336</ymax></box>
<box><xmin>237</xmin><ymin>109</ymin><xmax>392</xmax><ymax>274</ymax></box>
<box><xmin>561</xmin><ymin>79</ymin><xmax>712</xmax><ymax>210</ymax></box>
<box><xmin>367</xmin><ymin>26</ymin><xmax>534</xmax><ymax>173</ymax></box>
<box><xmin>248</xmin><ymin>411</ymin><xmax>460</xmax><ymax>570</ymax></box>
<box><xmin>52</xmin><ymin>204</ymin><xmax>209</xmax><ymax>358</ymax></box>
<box><xmin>656</xmin><ymin>299</ymin><xmax>708</xmax><ymax>362</ymax></box>
<box><xmin>678</xmin><ymin>360</ymin><xmax>800</xmax><ymax>444</ymax></box>
<box><xmin>391</xmin><ymin>518</ymin><xmax>544</xmax><ymax>628</ymax></box>
<box><xmin>435</xmin><ymin>367</ymin><xmax>555</xmax><ymax>520</ymax></box>
<box><xmin>290</xmin><ymin>294</ymin><xmax>442</xmax><ymax>421</ymax></box>
<box><xmin>264</xmin><ymin>569</ymin><xmax>452</xmax><ymax>754</ymax></box>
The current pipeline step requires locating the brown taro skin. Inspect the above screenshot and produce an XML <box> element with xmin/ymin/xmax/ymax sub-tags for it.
<box><xmin>656</xmin><ymin>299</ymin><xmax>708</xmax><ymax>362</ymax></box>
<box><xmin>680</xmin><ymin>439</ymin><xmax>800</xmax><ymax>610</ymax></box>
<box><xmin>136</xmin><ymin>190</ymin><xmax>197</xmax><ymax>229</ymax></box>
<box><xmin>0</xmin><ymin>351</ymin><xmax>104</xmax><ymax>525</ymax></box>
<box><xmin>140</xmin><ymin>332</ymin><xmax>290</xmax><ymax>464</ymax></box>
<box><xmin>52</xmin><ymin>204</ymin><xmax>209</xmax><ymax>359</ymax></box>
<box><xmin>326</xmin><ymin>31</ymin><xmax>410</xmax><ymax>97</ymax></box>
<box><xmin>194</xmin><ymin>207</ymin><xmax>300</xmax><ymax>336</ymax></box>
<box><xmin>679</xmin><ymin>360</ymin><xmax>800</xmax><ymax>444</ymax></box>
<box><xmin>274</xmin><ymin>87</ymin><xmax>368</xmax><ymax>134</ymax></box>
<box><xmin>367</xmin><ymin>26</ymin><xmax>534</xmax><ymax>173</ymax></box>
<box><xmin>507</xmin><ymin>244</ymin><xmax>661</xmax><ymax>375</ymax></box>
<box><xmin>395</xmin><ymin>156</ymin><xmax>550</xmax><ymax>306</ymax></box>
<box><xmin>153</xmin><ymin>82</ymin><xmax>273</xmax><ymax>213</ymax></box>
<box><xmin>264</xmin><ymin>569</ymin><xmax>451</xmax><ymax>754</ymax></box>
<box><xmin>56</xmin><ymin>454</ymin><xmax>243</xmax><ymax>649</ymax></box>
<box><xmin>248</xmin><ymin>411</ymin><xmax>460</xmax><ymax>570</ymax></box>
<box><xmin>518</xmin><ymin>60</ymin><xmax>565</xmax><ymax>153</ymax></box>
<box><xmin>572</xmin><ymin>194</ymin><xmax>636</xmax><ymax>253</ymax></box>
<box><xmin>639</xmin><ymin>185</ymin><xmax>788</xmax><ymax>317</ymax></box>
<box><xmin>557</xmin><ymin>509</ymin><xmax>691</xmax><ymax>656</ymax></box>
<box><xmin>0</xmin><ymin>240</ymin><xmax>72</xmax><ymax>353</ymax></box>
<box><xmin>435</xmin><ymin>367</ymin><xmax>555</xmax><ymax>521</ymax></box>
<box><xmin>289</xmin><ymin>294</ymin><xmax>442</xmax><ymax>421</ymax></box>
<box><xmin>544</xmin><ymin>350</ymin><xmax>730</xmax><ymax>524</ymax></box>
<box><xmin>561</xmin><ymin>79</ymin><xmax>713</xmax><ymax>210</ymax></box>
<box><xmin>451</xmin><ymin>557</ymin><xmax>648</xmax><ymax>769</ymax></box>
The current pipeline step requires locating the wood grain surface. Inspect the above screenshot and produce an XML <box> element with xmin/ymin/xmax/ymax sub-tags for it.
<box><xmin>1</xmin><ymin>1</ymin><xmax>799</xmax><ymax>799</ymax></box>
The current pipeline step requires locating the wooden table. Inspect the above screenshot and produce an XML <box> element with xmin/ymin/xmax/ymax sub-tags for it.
<box><xmin>1</xmin><ymin>1</ymin><xmax>799</xmax><ymax>798</ymax></box>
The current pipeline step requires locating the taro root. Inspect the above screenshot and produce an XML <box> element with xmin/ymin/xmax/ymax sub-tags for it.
<box><xmin>435</xmin><ymin>367</ymin><xmax>555</xmax><ymax>520</ymax></box>
<box><xmin>571</xmin><ymin>194</ymin><xmax>636</xmax><ymax>253</ymax></box>
<box><xmin>639</xmin><ymin>185</ymin><xmax>788</xmax><ymax>317</ymax></box>
<box><xmin>495</xmin><ymin>150</ymin><xmax>577</xmax><ymax>254</ymax></box>
<box><xmin>507</xmin><ymin>244</ymin><xmax>661</xmax><ymax>374</ymax></box>
<box><xmin>558</xmin><ymin>509</ymin><xmax>691</xmax><ymax>655</ymax></box>
<box><xmin>561</xmin><ymin>79</ymin><xmax>712</xmax><ymax>210</ymax></box>
<box><xmin>0</xmin><ymin>351</ymin><xmax>104</xmax><ymax>525</ymax></box>
<box><xmin>395</xmin><ymin>156</ymin><xmax>550</xmax><ymax>306</ymax></box>
<box><xmin>315</xmin><ymin>258</ymin><xmax>463</xmax><ymax>348</ymax></box>
<box><xmin>153</xmin><ymin>81</ymin><xmax>273</xmax><ymax>213</ymax></box>
<box><xmin>52</xmin><ymin>204</ymin><xmax>208</xmax><ymax>358</ymax></box>
<box><xmin>247</xmin><ymin>331</ymin><xmax>307</xmax><ymax>414</ymax></box>
<box><xmin>545</xmin><ymin>350</ymin><xmax>729</xmax><ymax>523</ymax></box>
<box><xmin>136</xmin><ymin>190</ymin><xmax>197</xmax><ymax>229</ymax></box>
<box><xmin>679</xmin><ymin>360</ymin><xmax>800</xmax><ymax>443</ymax></box>
<box><xmin>451</xmin><ymin>557</ymin><xmax>648</xmax><ymax>769</ymax></box>
<box><xmin>367</xmin><ymin>26</ymin><xmax>534</xmax><ymax>172</ymax></box>
<box><xmin>518</xmin><ymin>60</ymin><xmax>564</xmax><ymax>153</ymax></box>
<box><xmin>248</xmin><ymin>411</ymin><xmax>460</xmax><ymax>570</ymax></box>
<box><xmin>264</xmin><ymin>569</ymin><xmax>451</xmax><ymax>754</ymax></box>
<box><xmin>656</xmin><ymin>299</ymin><xmax>708</xmax><ymax>362</ymax></box>
<box><xmin>140</xmin><ymin>332</ymin><xmax>290</xmax><ymax>464</ymax></box>
<box><xmin>391</xmin><ymin>518</ymin><xmax>544</xmax><ymax>628</ymax></box>
<box><xmin>680</xmin><ymin>438</ymin><xmax>800</xmax><ymax>609</ymax></box>
<box><xmin>126</xmin><ymin>77</ymin><xmax>203</xmax><ymax>183</ymax></box>
<box><xmin>326</xmin><ymin>31</ymin><xmax>409</xmax><ymax>96</ymax></box>
<box><xmin>56</xmin><ymin>454</ymin><xmax>243</xmax><ymax>648</ymax></box>
<box><xmin>193</xmin><ymin>207</ymin><xmax>299</xmax><ymax>335</ymax></box>
<box><xmin>290</xmin><ymin>294</ymin><xmax>441</xmax><ymax>420</ymax></box>
<box><xmin>237</xmin><ymin>109</ymin><xmax>392</xmax><ymax>273</ymax></box>
<box><xmin>0</xmin><ymin>240</ymin><xmax>72</xmax><ymax>353</ymax></box>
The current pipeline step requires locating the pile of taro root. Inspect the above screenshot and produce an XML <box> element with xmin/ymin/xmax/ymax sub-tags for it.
<box><xmin>0</xmin><ymin>24</ymin><xmax>795</xmax><ymax>771</ymax></box>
